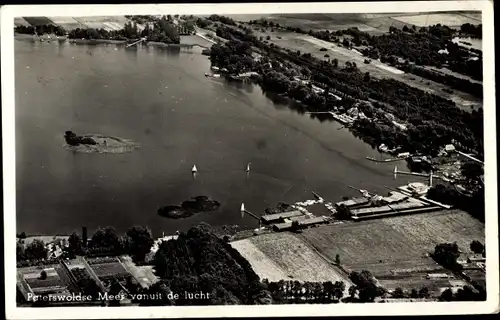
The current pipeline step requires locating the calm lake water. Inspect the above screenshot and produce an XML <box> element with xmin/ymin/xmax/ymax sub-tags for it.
<box><xmin>15</xmin><ymin>38</ymin><xmax>417</xmax><ymax>237</ymax></box>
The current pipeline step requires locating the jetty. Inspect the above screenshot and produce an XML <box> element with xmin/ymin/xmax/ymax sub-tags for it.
<box><xmin>366</xmin><ymin>156</ymin><xmax>406</xmax><ymax>163</ymax></box>
<box><xmin>126</xmin><ymin>37</ymin><xmax>147</xmax><ymax>48</ymax></box>
<box><xmin>328</xmin><ymin>112</ymin><xmax>355</xmax><ymax>125</ymax></box>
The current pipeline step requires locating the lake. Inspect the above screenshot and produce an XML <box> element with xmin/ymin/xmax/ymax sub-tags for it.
<box><xmin>15</xmin><ymin>37</ymin><xmax>418</xmax><ymax>237</ymax></box>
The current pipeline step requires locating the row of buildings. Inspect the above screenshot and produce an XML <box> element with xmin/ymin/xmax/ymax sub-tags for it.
<box><xmin>17</xmin><ymin>255</ymin><xmax>158</xmax><ymax>306</ymax></box>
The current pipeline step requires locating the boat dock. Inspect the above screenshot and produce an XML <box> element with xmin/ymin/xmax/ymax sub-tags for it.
<box><xmin>328</xmin><ymin>112</ymin><xmax>355</xmax><ymax>125</ymax></box>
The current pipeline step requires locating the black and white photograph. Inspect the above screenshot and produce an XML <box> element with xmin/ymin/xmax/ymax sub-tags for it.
<box><xmin>2</xmin><ymin>1</ymin><xmax>498</xmax><ymax>318</ymax></box>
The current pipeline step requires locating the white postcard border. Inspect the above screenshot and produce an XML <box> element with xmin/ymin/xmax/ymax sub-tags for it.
<box><xmin>2</xmin><ymin>1</ymin><xmax>498</xmax><ymax>318</ymax></box>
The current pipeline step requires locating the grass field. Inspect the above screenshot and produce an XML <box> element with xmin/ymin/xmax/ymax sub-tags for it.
<box><xmin>299</xmin><ymin>210</ymin><xmax>483</xmax><ymax>295</ymax></box>
<box><xmin>232</xmin><ymin>232</ymin><xmax>352</xmax><ymax>286</ymax></box>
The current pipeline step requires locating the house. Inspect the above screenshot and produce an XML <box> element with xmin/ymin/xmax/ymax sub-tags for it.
<box><xmin>426</xmin><ymin>273</ymin><xmax>450</xmax><ymax>279</ymax></box>
<box><xmin>261</xmin><ymin>210</ymin><xmax>304</xmax><ymax>224</ymax></box>
<box><xmin>467</xmin><ymin>254</ymin><xmax>486</xmax><ymax>263</ymax></box>
<box><xmin>335</xmin><ymin>197</ymin><xmax>370</xmax><ymax>209</ymax></box>
<box><xmin>392</xmin><ymin>121</ymin><xmax>407</xmax><ymax>131</ymax></box>
<box><xmin>445</xmin><ymin>144</ymin><xmax>456</xmax><ymax>153</ymax></box>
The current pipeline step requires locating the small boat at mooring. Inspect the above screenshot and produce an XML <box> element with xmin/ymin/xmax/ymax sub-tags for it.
<box><xmin>245</xmin><ymin>163</ymin><xmax>251</xmax><ymax>172</ymax></box>
<box><xmin>192</xmin><ymin>165</ymin><xmax>198</xmax><ymax>173</ymax></box>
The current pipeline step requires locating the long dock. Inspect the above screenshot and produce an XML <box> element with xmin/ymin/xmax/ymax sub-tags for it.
<box><xmin>126</xmin><ymin>37</ymin><xmax>147</xmax><ymax>48</ymax></box>
<box><xmin>242</xmin><ymin>209</ymin><xmax>260</xmax><ymax>221</ymax></box>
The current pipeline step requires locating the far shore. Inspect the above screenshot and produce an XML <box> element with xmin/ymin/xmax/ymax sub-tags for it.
<box><xmin>15</xmin><ymin>33</ymin><xmax>212</xmax><ymax>49</ymax></box>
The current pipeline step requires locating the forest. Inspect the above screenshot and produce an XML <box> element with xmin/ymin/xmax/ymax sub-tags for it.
<box><xmin>248</xmin><ymin>19</ymin><xmax>483</xmax><ymax>92</ymax></box>
<box><xmin>66</xmin><ymin>16</ymin><xmax>180</xmax><ymax>43</ymax></box>
<box><xmin>150</xmin><ymin>224</ymin><xmax>272</xmax><ymax>305</ymax></box>
<box><xmin>209</xmin><ymin>24</ymin><xmax>484</xmax><ymax>157</ymax></box>
<box><xmin>15</xmin><ymin>24</ymin><xmax>66</xmax><ymax>36</ymax></box>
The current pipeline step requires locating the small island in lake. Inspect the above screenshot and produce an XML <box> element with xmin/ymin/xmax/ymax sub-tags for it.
<box><xmin>63</xmin><ymin>130</ymin><xmax>139</xmax><ymax>154</ymax></box>
<box><xmin>158</xmin><ymin>196</ymin><xmax>221</xmax><ymax>219</ymax></box>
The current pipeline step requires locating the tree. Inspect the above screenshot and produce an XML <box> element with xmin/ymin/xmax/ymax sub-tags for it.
<box><xmin>333</xmin><ymin>281</ymin><xmax>345</xmax><ymax>301</ymax></box>
<box><xmin>25</xmin><ymin>239</ymin><xmax>48</xmax><ymax>260</ymax></box>
<box><xmin>68</xmin><ymin>232</ymin><xmax>82</xmax><ymax>255</ymax></box>
<box><xmin>125</xmin><ymin>226</ymin><xmax>154</xmax><ymax>262</ymax></box>
<box><xmin>91</xmin><ymin>227</ymin><xmax>122</xmax><ymax>253</ymax></box>
<box><xmin>419</xmin><ymin>287</ymin><xmax>430</xmax><ymax>298</ymax></box>
<box><xmin>39</xmin><ymin>270</ymin><xmax>47</xmax><ymax>280</ymax></box>
<box><xmin>470</xmin><ymin>240</ymin><xmax>485</xmax><ymax>254</ymax></box>
<box><xmin>461</xmin><ymin>162</ymin><xmax>483</xmax><ymax>185</ymax></box>
<box><xmin>335</xmin><ymin>254</ymin><xmax>341</xmax><ymax>265</ymax></box>
<box><xmin>266</xmin><ymin>35</ymin><xmax>271</xmax><ymax>40</ymax></box>
<box><xmin>322</xmin><ymin>281</ymin><xmax>334</xmax><ymax>300</ymax></box>
<box><xmin>290</xmin><ymin>221</ymin><xmax>302</xmax><ymax>233</ymax></box>
<box><xmin>410</xmin><ymin>288</ymin><xmax>419</xmax><ymax>298</ymax></box>
<box><xmin>16</xmin><ymin>243</ymin><xmax>26</xmax><ymax>261</ymax></box>
<box><xmin>363</xmin><ymin>72</ymin><xmax>371</xmax><ymax>82</ymax></box>
<box><xmin>392</xmin><ymin>287</ymin><xmax>405</xmax><ymax>298</ymax></box>
<box><xmin>433</xmin><ymin>242</ymin><xmax>461</xmax><ymax>270</ymax></box>
<box><xmin>332</xmin><ymin>58</ymin><xmax>339</xmax><ymax>68</ymax></box>
<box><xmin>348</xmin><ymin>285</ymin><xmax>357</xmax><ymax>298</ymax></box>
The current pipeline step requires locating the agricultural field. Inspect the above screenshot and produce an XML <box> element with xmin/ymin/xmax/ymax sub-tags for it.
<box><xmin>382</xmin><ymin>209</ymin><xmax>485</xmax><ymax>254</ymax></box>
<box><xmin>231</xmin><ymin>239</ymin><xmax>290</xmax><ymax>281</ymax></box>
<box><xmin>238</xmin><ymin>12</ymin><xmax>480</xmax><ymax>34</ymax></box>
<box><xmin>392</xmin><ymin>13</ymin><xmax>481</xmax><ymax>27</ymax></box>
<box><xmin>232</xmin><ymin>232</ymin><xmax>352</xmax><ymax>285</ymax></box>
<box><xmin>300</xmin><ymin>210</ymin><xmax>484</xmax><ymax>295</ymax></box>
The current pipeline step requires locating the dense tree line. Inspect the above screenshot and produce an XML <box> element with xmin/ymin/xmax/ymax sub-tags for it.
<box><xmin>427</xmin><ymin>183</ymin><xmax>484</xmax><ymax>222</ymax></box>
<box><xmin>211</xmin><ymin>24</ymin><xmax>483</xmax><ymax>157</ymax></box>
<box><xmin>391</xmin><ymin>286</ymin><xmax>431</xmax><ymax>299</ymax></box>
<box><xmin>151</xmin><ymin>223</ymin><xmax>272</xmax><ymax>305</ymax></box>
<box><xmin>265</xmin><ymin>279</ymin><xmax>346</xmax><ymax>303</ymax></box>
<box><xmin>401</xmin><ymin>64</ymin><xmax>483</xmax><ymax>98</ymax></box>
<box><xmin>67</xmin><ymin>16</ymin><xmax>180</xmax><ymax>44</ymax></box>
<box><xmin>15</xmin><ymin>226</ymin><xmax>155</xmax><ymax>267</ymax></box>
<box><xmin>440</xmin><ymin>285</ymin><xmax>485</xmax><ymax>301</ymax></box>
<box><xmin>16</xmin><ymin>239</ymin><xmax>48</xmax><ymax>262</ymax></box>
<box><xmin>338</xmin><ymin>25</ymin><xmax>482</xmax><ymax>81</ymax></box>
<box><xmin>249</xmin><ymin>19</ymin><xmax>483</xmax><ymax>86</ymax></box>
<box><xmin>206</xmin><ymin>14</ymin><xmax>238</xmax><ymax>26</ymax></box>
<box><xmin>460</xmin><ymin>23</ymin><xmax>482</xmax><ymax>38</ymax></box>
<box><xmin>15</xmin><ymin>24</ymin><xmax>66</xmax><ymax>36</ymax></box>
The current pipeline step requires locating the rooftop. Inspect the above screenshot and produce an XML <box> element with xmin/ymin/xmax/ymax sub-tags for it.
<box><xmin>261</xmin><ymin>210</ymin><xmax>304</xmax><ymax>222</ymax></box>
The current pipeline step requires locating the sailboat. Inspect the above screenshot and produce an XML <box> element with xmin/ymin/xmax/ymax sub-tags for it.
<box><xmin>240</xmin><ymin>203</ymin><xmax>245</xmax><ymax>218</ymax></box>
<box><xmin>245</xmin><ymin>163</ymin><xmax>251</xmax><ymax>173</ymax></box>
<box><xmin>191</xmin><ymin>165</ymin><xmax>198</xmax><ymax>173</ymax></box>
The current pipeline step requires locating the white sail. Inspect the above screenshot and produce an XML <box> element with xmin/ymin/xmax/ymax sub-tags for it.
<box><xmin>240</xmin><ymin>203</ymin><xmax>245</xmax><ymax>212</ymax></box>
<box><xmin>192</xmin><ymin>165</ymin><xmax>198</xmax><ymax>173</ymax></box>
<box><xmin>246</xmin><ymin>163</ymin><xmax>251</xmax><ymax>172</ymax></box>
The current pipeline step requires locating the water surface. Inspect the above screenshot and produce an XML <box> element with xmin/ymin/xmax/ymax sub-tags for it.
<box><xmin>15</xmin><ymin>39</ymin><xmax>418</xmax><ymax>236</ymax></box>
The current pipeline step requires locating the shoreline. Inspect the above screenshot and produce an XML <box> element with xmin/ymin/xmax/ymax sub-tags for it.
<box><xmin>15</xmin><ymin>33</ymin><xmax>211</xmax><ymax>49</ymax></box>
